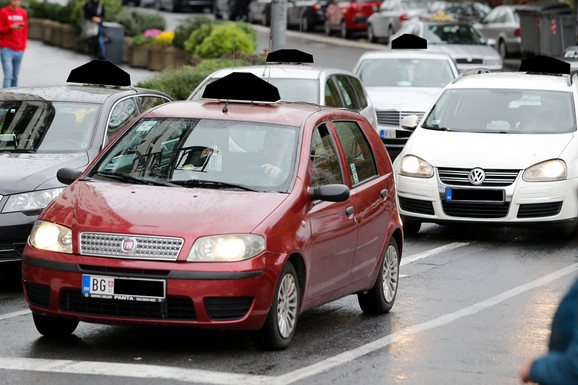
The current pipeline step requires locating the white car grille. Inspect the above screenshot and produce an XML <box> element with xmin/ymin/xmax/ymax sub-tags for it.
<box><xmin>438</xmin><ymin>168</ymin><xmax>520</xmax><ymax>186</ymax></box>
<box><xmin>376</xmin><ymin>110</ymin><xmax>424</xmax><ymax>127</ymax></box>
<box><xmin>80</xmin><ymin>232</ymin><xmax>184</xmax><ymax>261</ymax></box>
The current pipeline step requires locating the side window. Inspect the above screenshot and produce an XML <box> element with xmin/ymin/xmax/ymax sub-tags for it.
<box><xmin>107</xmin><ymin>98</ymin><xmax>139</xmax><ymax>142</ymax></box>
<box><xmin>347</xmin><ymin>76</ymin><xmax>368</xmax><ymax>109</ymax></box>
<box><xmin>309</xmin><ymin>124</ymin><xmax>344</xmax><ymax>187</ymax></box>
<box><xmin>332</xmin><ymin>121</ymin><xmax>377</xmax><ymax>185</ymax></box>
<box><xmin>334</xmin><ymin>75</ymin><xmax>360</xmax><ymax>111</ymax></box>
<box><xmin>139</xmin><ymin>96</ymin><xmax>170</xmax><ymax>112</ymax></box>
<box><xmin>324</xmin><ymin>79</ymin><xmax>342</xmax><ymax>107</ymax></box>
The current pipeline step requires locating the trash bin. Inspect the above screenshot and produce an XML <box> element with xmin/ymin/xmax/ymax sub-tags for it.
<box><xmin>103</xmin><ymin>22</ymin><xmax>124</xmax><ymax>65</ymax></box>
<box><xmin>517</xmin><ymin>1</ymin><xmax>576</xmax><ymax>59</ymax></box>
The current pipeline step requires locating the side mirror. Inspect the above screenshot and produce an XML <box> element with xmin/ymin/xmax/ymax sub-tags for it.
<box><xmin>310</xmin><ymin>184</ymin><xmax>350</xmax><ymax>202</ymax></box>
<box><xmin>57</xmin><ymin>168</ymin><xmax>83</xmax><ymax>185</ymax></box>
<box><xmin>401</xmin><ymin>114</ymin><xmax>419</xmax><ymax>130</ymax></box>
<box><xmin>486</xmin><ymin>38</ymin><xmax>497</xmax><ymax>47</ymax></box>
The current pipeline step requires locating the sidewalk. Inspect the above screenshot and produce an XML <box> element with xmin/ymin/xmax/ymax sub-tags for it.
<box><xmin>18</xmin><ymin>39</ymin><xmax>156</xmax><ymax>88</ymax></box>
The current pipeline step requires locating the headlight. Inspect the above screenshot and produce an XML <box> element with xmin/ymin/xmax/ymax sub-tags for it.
<box><xmin>399</xmin><ymin>155</ymin><xmax>434</xmax><ymax>178</ymax></box>
<box><xmin>2</xmin><ymin>187</ymin><xmax>65</xmax><ymax>213</ymax></box>
<box><xmin>29</xmin><ymin>220</ymin><xmax>72</xmax><ymax>253</ymax></box>
<box><xmin>187</xmin><ymin>234</ymin><xmax>265</xmax><ymax>262</ymax></box>
<box><xmin>523</xmin><ymin>159</ymin><xmax>567</xmax><ymax>182</ymax></box>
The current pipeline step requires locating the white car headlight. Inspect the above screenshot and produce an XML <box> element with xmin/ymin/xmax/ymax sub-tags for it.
<box><xmin>29</xmin><ymin>220</ymin><xmax>72</xmax><ymax>253</ymax></box>
<box><xmin>187</xmin><ymin>234</ymin><xmax>265</xmax><ymax>262</ymax></box>
<box><xmin>399</xmin><ymin>155</ymin><xmax>434</xmax><ymax>178</ymax></box>
<box><xmin>523</xmin><ymin>159</ymin><xmax>567</xmax><ymax>182</ymax></box>
<box><xmin>2</xmin><ymin>187</ymin><xmax>65</xmax><ymax>213</ymax></box>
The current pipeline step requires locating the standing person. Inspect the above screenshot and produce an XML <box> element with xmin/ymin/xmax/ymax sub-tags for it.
<box><xmin>519</xmin><ymin>276</ymin><xmax>578</xmax><ymax>384</ymax></box>
<box><xmin>83</xmin><ymin>0</ymin><xmax>105</xmax><ymax>60</ymax></box>
<box><xmin>0</xmin><ymin>0</ymin><xmax>27</xmax><ymax>88</ymax></box>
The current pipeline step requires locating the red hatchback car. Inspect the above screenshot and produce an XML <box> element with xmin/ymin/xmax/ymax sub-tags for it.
<box><xmin>325</xmin><ymin>0</ymin><xmax>383</xmax><ymax>38</ymax></box>
<box><xmin>22</xmin><ymin>73</ymin><xmax>403</xmax><ymax>350</ymax></box>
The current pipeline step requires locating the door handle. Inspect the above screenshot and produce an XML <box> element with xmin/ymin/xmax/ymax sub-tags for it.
<box><xmin>381</xmin><ymin>189</ymin><xmax>388</xmax><ymax>198</ymax></box>
<box><xmin>345</xmin><ymin>206</ymin><xmax>355</xmax><ymax>216</ymax></box>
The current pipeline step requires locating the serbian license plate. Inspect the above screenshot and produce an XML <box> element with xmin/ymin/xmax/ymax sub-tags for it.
<box><xmin>82</xmin><ymin>275</ymin><xmax>166</xmax><ymax>302</ymax></box>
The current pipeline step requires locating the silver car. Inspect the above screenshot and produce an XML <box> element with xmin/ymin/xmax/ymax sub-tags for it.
<box><xmin>188</xmin><ymin>65</ymin><xmax>378</xmax><ymax>131</ymax></box>
<box><xmin>353</xmin><ymin>49</ymin><xmax>458</xmax><ymax>159</ymax></box>
<box><xmin>474</xmin><ymin>5</ymin><xmax>522</xmax><ymax>59</ymax></box>
<box><xmin>367</xmin><ymin>0</ymin><xmax>434</xmax><ymax>44</ymax></box>
<box><xmin>392</xmin><ymin>19</ymin><xmax>503</xmax><ymax>72</ymax></box>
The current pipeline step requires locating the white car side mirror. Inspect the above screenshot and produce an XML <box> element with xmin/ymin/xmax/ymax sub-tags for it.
<box><xmin>401</xmin><ymin>115</ymin><xmax>419</xmax><ymax>130</ymax></box>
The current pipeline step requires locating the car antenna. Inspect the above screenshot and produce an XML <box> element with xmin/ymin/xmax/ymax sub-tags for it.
<box><xmin>224</xmin><ymin>42</ymin><xmax>238</xmax><ymax>113</ymax></box>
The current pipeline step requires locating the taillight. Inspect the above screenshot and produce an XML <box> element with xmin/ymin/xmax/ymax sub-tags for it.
<box><xmin>399</xmin><ymin>13</ymin><xmax>409</xmax><ymax>21</ymax></box>
<box><xmin>313</xmin><ymin>2</ymin><xmax>321</xmax><ymax>11</ymax></box>
<box><xmin>514</xmin><ymin>28</ymin><xmax>520</xmax><ymax>37</ymax></box>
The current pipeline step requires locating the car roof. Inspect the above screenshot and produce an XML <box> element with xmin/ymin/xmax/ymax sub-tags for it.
<box><xmin>145</xmin><ymin>99</ymin><xmax>339</xmax><ymax>127</ymax></box>
<box><xmin>357</xmin><ymin>49</ymin><xmax>455</xmax><ymax>61</ymax></box>
<box><xmin>0</xmin><ymin>85</ymin><xmax>152</xmax><ymax>103</ymax></box>
<box><xmin>449</xmin><ymin>72</ymin><xmax>573</xmax><ymax>92</ymax></box>
<box><xmin>205</xmin><ymin>65</ymin><xmax>356</xmax><ymax>80</ymax></box>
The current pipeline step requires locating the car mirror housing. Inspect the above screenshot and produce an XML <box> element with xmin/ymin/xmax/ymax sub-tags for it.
<box><xmin>486</xmin><ymin>38</ymin><xmax>497</xmax><ymax>46</ymax></box>
<box><xmin>401</xmin><ymin>115</ymin><xmax>420</xmax><ymax>130</ymax></box>
<box><xmin>57</xmin><ymin>168</ymin><xmax>83</xmax><ymax>185</ymax></box>
<box><xmin>310</xmin><ymin>184</ymin><xmax>350</xmax><ymax>202</ymax></box>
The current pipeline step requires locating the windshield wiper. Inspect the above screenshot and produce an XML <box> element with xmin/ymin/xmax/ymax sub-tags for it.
<box><xmin>422</xmin><ymin>124</ymin><xmax>450</xmax><ymax>131</ymax></box>
<box><xmin>91</xmin><ymin>171</ymin><xmax>178</xmax><ymax>187</ymax></box>
<box><xmin>172</xmin><ymin>179</ymin><xmax>257</xmax><ymax>192</ymax></box>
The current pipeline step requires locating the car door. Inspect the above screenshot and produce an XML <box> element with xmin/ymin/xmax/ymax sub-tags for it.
<box><xmin>305</xmin><ymin>123</ymin><xmax>358</xmax><ymax>300</ymax></box>
<box><xmin>331</xmin><ymin>120</ymin><xmax>390</xmax><ymax>284</ymax></box>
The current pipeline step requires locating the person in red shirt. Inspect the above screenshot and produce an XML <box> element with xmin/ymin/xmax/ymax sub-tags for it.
<box><xmin>0</xmin><ymin>0</ymin><xmax>27</xmax><ymax>88</ymax></box>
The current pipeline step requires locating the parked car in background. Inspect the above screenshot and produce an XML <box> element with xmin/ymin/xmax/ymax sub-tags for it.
<box><xmin>391</xmin><ymin>18</ymin><xmax>502</xmax><ymax>72</ymax></box>
<box><xmin>324</xmin><ymin>0</ymin><xmax>383</xmax><ymax>39</ymax></box>
<box><xmin>425</xmin><ymin>1</ymin><xmax>490</xmax><ymax>23</ymax></box>
<box><xmin>474</xmin><ymin>5</ymin><xmax>522</xmax><ymax>59</ymax></box>
<box><xmin>23</xmin><ymin>73</ymin><xmax>403</xmax><ymax>350</ymax></box>
<box><xmin>354</xmin><ymin>47</ymin><xmax>458</xmax><ymax>159</ymax></box>
<box><xmin>154</xmin><ymin>0</ymin><xmax>212</xmax><ymax>12</ymax></box>
<box><xmin>287</xmin><ymin>0</ymin><xmax>329</xmax><ymax>31</ymax></box>
<box><xmin>0</xmin><ymin>61</ymin><xmax>172</xmax><ymax>265</ymax></box>
<box><xmin>393</xmin><ymin>57</ymin><xmax>578</xmax><ymax>236</ymax></box>
<box><xmin>213</xmin><ymin>0</ymin><xmax>251</xmax><ymax>20</ymax></box>
<box><xmin>367</xmin><ymin>0</ymin><xmax>433</xmax><ymax>44</ymax></box>
<box><xmin>247</xmin><ymin>0</ymin><xmax>272</xmax><ymax>25</ymax></box>
<box><xmin>188</xmin><ymin>53</ymin><xmax>378</xmax><ymax>132</ymax></box>
<box><xmin>562</xmin><ymin>45</ymin><xmax>578</xmax><ymax>71</ymax></box>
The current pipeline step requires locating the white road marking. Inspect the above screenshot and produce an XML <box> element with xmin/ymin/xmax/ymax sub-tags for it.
<box><xmin>400</xmin><ymin>242</ymin><xmax>470</xmax><ymax>266</ymax></box>
<box><xmin>1</xmin><ymin>263</ymin><xmax>576</xmax><ymax>384</ymax></box>
<box><xmin>0</xmin><ymin>309</ymin><xmax>30</xmax><ymax>320</ymax></box>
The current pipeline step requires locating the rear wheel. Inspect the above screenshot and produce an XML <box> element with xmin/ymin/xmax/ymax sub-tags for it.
<box><xmin>253</xmin><ymin>262</ymin><xmax>300</xmax><ymax>350</ymax></box>
<box><xmin>358</xmin><ymin>238</ymin><xmax>399</xmax><ymax>314</ymax></box>
<box><xmin>33</xmin><ymin>313</ymin><xmax>79</xmax><ymax>337</ymax></box>
<box><xmin>324</xmin><ymin>19</ymin><xmax>332</xmax><ymax>36</ymax></box>
<box><xmin>340</xmin><ymin>21</ymin><xmax>349</xmax><ymax>39</ymax></box>
<box><xmin>402</xmin><ymin>216</ymin><xmax>421</xmax><ymax>236</ymax></box>
<box><xmin>498</xmin><ymin>39</ymin><xmax>508</xmax><ymax>59</ymax></box>
<box><xmin>367</xmin><ymin>25</ymin><xmax>377</xmax><ymax>43</ymax></box>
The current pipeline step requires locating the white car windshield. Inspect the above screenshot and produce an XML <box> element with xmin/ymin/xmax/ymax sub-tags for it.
<box><xmin>92</xmin><ymin>118</ymin><xmax>299</xmax><ymax>193</ymax></box>
<box><xmin>425</xmin><ymin>24</ymin><xmax>487</xmax><ymax>45</ymax></box>
<box><xmin>356</xmin><ymin>58</ymin><xmax>455</xmax><ymax>87</ymax></box>
<box><xmin>423</xmin><ymin>89</ymin><xmax>576</xmax><ymax>134</ymax></box>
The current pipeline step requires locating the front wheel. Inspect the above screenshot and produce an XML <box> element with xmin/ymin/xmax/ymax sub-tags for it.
<box><xmin>33</xmin><ymin>313</ymin><xmax>79</xmax><ymax>337</ymax></box>
<box><xmin>340</xmin><ymin>21</ymin><xmax>349</xmax><ymax>39</ymax></box>
<box><xmin>358</xmin><ymin>238</ymin><xmax>399</xmax><ymax>314</ymax></box>
<box><xmin>498</xmin><ymin>39</ymin><xmax>508</xmax><ymax>59</ymax></box>
<box><xmin>253</xmin><ymin>262</ymin><xmax>300</xmax><ymax>350</ymax></box>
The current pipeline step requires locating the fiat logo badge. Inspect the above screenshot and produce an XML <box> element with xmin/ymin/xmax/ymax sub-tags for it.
<box><xmin>121</xmin><ymin>238</ymin><xmax>137</xmax><ymax>253</ymax></box>
<box><xmin>468</xmin><ymin>168</ymin><xmax>486</xmax><ymax>185</ymax></box>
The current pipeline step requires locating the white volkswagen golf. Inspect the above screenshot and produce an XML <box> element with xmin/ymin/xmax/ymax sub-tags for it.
<box><xmin>393</xmin><ymin>56</ymin><xmax>578</xmax><ymax>236</ymax></box>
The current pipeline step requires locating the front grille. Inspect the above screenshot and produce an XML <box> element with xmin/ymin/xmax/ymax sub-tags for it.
<box><xmin>442</xmin><ymin>201</ymin><xmax>510</xmax><ymax>218</ymax></box>
<box><xmin>455</xmin><ymin>58</ymin><xmax>484</xmax><ymax>64</ymax></box>
<box><xmin>25</xmin><ymin>282</ymin><xmax>51</xmax><ymax>308</ymax></box>
<box><xmin>399</xmin><ymin>197</ymin><xmax>435</xmax><ymax>215</ymax></box>
<box><xmin>438</xmin><ymin>168</ymin><xmax>519</xmax><ymax>186</ymax></box>
<box><xmin>518</xmin><ymin>202</ymin><xmax>563</xmax><ymax>218</ymax></box>
<box><xmin>59</xmin><ymin>289</ymin><xmax>196</xmax><ymax>320</ymax></box>
<box><xmin>205</xmin><ymin>297</ymin><xmax>254</xmax><ymax>321</ymax></box>
<box><xmin>376</xmin><ymin>110</ymin><xmax>424</xmax><ymax>127</ymax></box>
<box><xmin>80</xmin><ymin>232</ymin><xmax>183</xmax><ymax>261</ymax></box>
<box><xmin>0</xmin><ymin>242</ymin><xmax>25</xmax><ymax>261</ymax></box>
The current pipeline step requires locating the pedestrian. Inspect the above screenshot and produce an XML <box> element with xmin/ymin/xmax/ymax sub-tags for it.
<box><xmin>83</xmin><ymin>0</ymin><xmax>105</xmax><ymax>60</ymax></box>
<box><xmin>519</xmin><ymin>276</ymin><xmax>578</xmax><ymax>384</ymax></box>
<box><xmin>0</xmin><ymin>0</ymin><xmax>27</xmax><ymax>88</ymax></box>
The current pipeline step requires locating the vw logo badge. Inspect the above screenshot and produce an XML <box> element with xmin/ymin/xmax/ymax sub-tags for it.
<box><xmin>121</xmin><ymin>238</ymin><xmax>137</xmax><ymax>253</ymax></box>
<box><xmin>468</xmin><ymin>168</ymin><xmax>486</xmax><ymax>185</ymax></box>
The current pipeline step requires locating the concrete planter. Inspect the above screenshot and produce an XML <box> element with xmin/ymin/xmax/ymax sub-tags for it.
<box><xmin>123</xmin><ymin>37</ymin><xmax>133</xmax><ymax>63</ymax></box>
<box><xmin>130</xmin><ymin>44</ymin><xmax>150</xmax><ymax>68</ymax></box>
<box><xmin>148</xmin><ymin>45</ymin><xmax>164</xmax><ymax>71</ymax></box>
<box><xmin>61</xmin><ymin>24</ymin><xmax>79</xmax><ymax>50</ymax></box>
<box><xmin>28</xmin><ymin>18</ymin><xmax>44</xmax><ymax>40</ymax></box>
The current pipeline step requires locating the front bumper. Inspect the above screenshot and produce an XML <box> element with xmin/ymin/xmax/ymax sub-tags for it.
<box><xmin>22</xmin><ymin>246</ymin><xmax>285</xmax><ymax>330</ymax></box>
<box><xmin>0</xmin><ymin>210</ymin><xmax>39</xmax><ymax>262</ymax></box>
<box><xmin>396</xmin><ymin>169</ymin><xmax>578</xmax><ymax>225</ymax></box>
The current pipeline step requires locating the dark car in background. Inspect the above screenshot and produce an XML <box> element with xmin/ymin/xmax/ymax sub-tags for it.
<box><xmin>247</xmin><ymin>0</ymin><xmax>272</xmax><ymax>25</ymax></box>
<box><xmin>213</xmin><ymin>0</ymin><xmax>251</xmax><ymax>20</ymax></box>
<box><xmin>287</xmin><ymin>0</ymin><xmax>329</xmax><ymax>32</ymax></box>
<box><xmin>0</xmin><ymin>61</ymin><xmax>171</xmax><ymax>265</ymax></box>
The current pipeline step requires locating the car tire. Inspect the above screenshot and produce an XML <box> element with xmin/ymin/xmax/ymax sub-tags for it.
<box><xmin>340</xmin><ymin>21</ymin><xmax>349</xmax><ymax>39</ymax></box>
<box><xmin>402</xmin><ymin>216</ymin><xmax>421</xmax><ymax>236</ymax></box>
<box><xmin>358</xmin><ymin>238</ymin><xmax>399</xmax><ymax>314</ymax></box>
<box><xmin>301</xmin><ymin>15</ymin><xmax>310</xmax><ymax>32</ymax></box>
<box><xmin>324</xmin><ymin>19</ymin><xmax>332</xmax><ymax>36</ymax></box>
<box><xmin>33</xmin><ymin>313</ymin><xmax>79</xmax><ymax>337</ymax></box>
<box><xmin>498</xmin><ymin>39</ymin><xmax>508</xmax><ymax>59</ymax></box>
<box><xmin>253</xmin><ymin>261</ymin><xmax>300</xmax><ymax>350</ymax></box>
<box><xmin>368</xmin><ymin>25</ymin><xmax>377</xmax><ymax>43</ymax></box>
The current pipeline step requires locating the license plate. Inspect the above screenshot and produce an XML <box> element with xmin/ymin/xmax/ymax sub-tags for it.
<box><xmin>82</xmin><ymin>275</ymin><xmax>166</xmax><ymax>302</ymax></box>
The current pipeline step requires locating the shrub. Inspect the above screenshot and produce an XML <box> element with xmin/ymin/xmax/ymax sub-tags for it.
<box><xmin>183</xmin><ymin>23</ymin><xmax>212</xmax><ymax>54</ymax></box>
<box><xmin>27</xmin><ymin>0</ymin><xmax>71</xmax><ymax>24</ymax></box>
<box><xmin>194</xmin><ymin>23</ymin><xmax>255</xmax><ymax>59</ymax></box>
<box><xmin>173</xmin><ymin>15</ymin><xmax>213</xmax><ymax>50</ymax></box>
<box><xmin>112</xmin><ymin>8</ymin><xmax>166</xmax><ymax>37</ymax></box>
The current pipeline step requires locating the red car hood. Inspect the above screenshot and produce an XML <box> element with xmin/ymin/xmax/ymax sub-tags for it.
<box><xmin>45</xmin><ymin>181</ymin><xmax>289</xmax><ymax>238</ymax></box>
